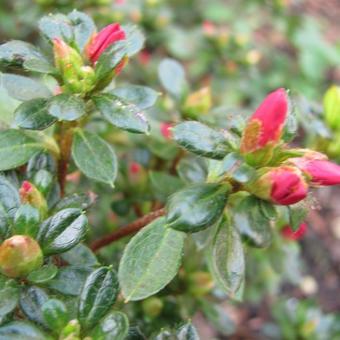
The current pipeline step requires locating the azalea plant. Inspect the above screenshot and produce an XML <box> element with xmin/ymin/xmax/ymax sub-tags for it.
<box><xmin>0</xmin><ymin>8</ymin><xmax>339</xmax><ymax>340</ymax></box>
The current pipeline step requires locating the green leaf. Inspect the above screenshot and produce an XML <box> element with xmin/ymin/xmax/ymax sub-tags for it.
<box><xmin>0</xmin><ymin>130</ymin><xmax>43</xmax><ymax>170</ymax></box>
<box><xmin>177</xmin><ymin>156</ymin><xmax>207</xmax><ymax>183</ymax></box>
<box><xmin>13</xmin><ymin>204</ymin><xmax>40</xmax><ymax>237</ymax></box>
<box><xmin>149</xmin><ymin>171</ymin><xmax>184</xmax><ymax>201</ymax></box>
<box><xmin>23</xmin><ymin>59</ymin><xmax>55</xmax><ymax>74</ymax></box>
<box><xmin>0</xmin><ymin>41</ymin><xmax>47</xmax><ymax>68</ymax></box>
<box><xmin>123</xmin><ymin>25</ymin><xmax>145</xmax><ymax>57</ymax></box>
<box><xmin>68</xmin><ymin>10</ymin><xmax>96</xmax><ymax>52</ymax></box>
<box><xmin>60</xmin><ymin>244</ymin><xmax>98</xmax><ymax>268</ymax></box>
<box><xmin>19</xmin><ymin>286</ymin><xmax>49</xmax><ymax>326</ymax></box>
<box><xmin>118</xmin><ymin>217</ymin><xmax>185</xmax><ymax>301</ymax></box>
<box><xmin>173</xmin><ymin>121</ymin><xmax>231</xmax><ymax>159</ymax></box>
<box><xmin>0</xmin><ymin>277</ymin><xmax>19</xmax><ymax>319</ymax></box>
<box><xmin>0</xmin><ymin>176</ymin><xmax>20</xmax><ymax>219</ymax></box>
<box><xmin>0</xmin><ymin>321</ymin><xmax>48</xmax><ymax>340</ymax></box>
<box><xmin>288</xmin><ymin>202</ymin><xmax>308</xmax><ymax>231</ymax></box>
<box><xmin>2</xmin><ymin>74</ymin><xmax>52</xmax><ymax>101</ymax></box>
<box><xmin>112</xmin><ymin>85</ymin><xmax>159</xmax><ymax>110</ymax></box>
<box><xmin>208</xmin><ymin>218</ymin><xmax>245</xmax><ymax>297</ymax></box>
<box><xmin>14</xmin><ymin>99</ymin><xmax>57</xmax><ymax>131</ymax></box>
<box><xmin>42</xmin><ymin>299</ymin><xmax>69</xmax><ymax>332</ymax></box>
<box><xmin>38</xmin><ymin>208</ymin><xmax>87</xmax><ymax>255</ymax></box>
<box><xmin>48</xmin><ymin>266</ymin><xmax>91</xmax><ymax>296</ymax></box>
<box><xmin>93</xmin><ymin>94</ymin><xmax>149</xmax><ymax>134</ymax></box>
<box><xmin>90</xmin><ymin>311</ymin><xmax>129</xmax><ymax>340</ymax></box>
<box><xmin>166</xmin><ymin>183</ymin><xmax>230</xmax><ymax>233</ymax></box>
<box><xmin>323</xmin><ymin>85</ymin><xmax>340</xmax><ymax>130</ymax></box>
<box><xmin>72</xmin><ymin>130</ymin><xmax>118</xmax><ymax>186</ymax></box>
<box><xmin>38</xmin><ymin>14</ymin><xmax>73</xmax><ymax>43</ymax></box>
<box><xmin>47</xmin><ymin>94</ymin><xmax>85</xmax><ymax>121</ymax></box>
<box><xmin>78</xmin><ymin>267</ymin><xmax>119</xmax><ymax>330</ymax></box>
<box><xmin>158</xmin><ymin>58</ymin><xmax>188</xmax><ymax>98</ymax></box>
<box><xmin>53</xmin><ymin>193</ymin><xmax>96</xmax><ymax>211</ymax></box>
<box><xmin>27</xmin><ymin>264</ymin><xmax>58</xmax><ymax>284</ymax></box>
<box><xmin>177</xmin><ymin>323</ymin><xmax>200</xmax><ymax>340</ymax></box>
<box><xmin>233</xmin><ymin>196</ymin><xmax>273</xmax><ymax>248</ymax></box>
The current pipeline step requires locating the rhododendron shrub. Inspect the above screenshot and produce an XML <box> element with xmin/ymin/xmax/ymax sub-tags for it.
<box><xmin>0</xmin><ymin>10</ymin><xmax>339</xmax><ymax>339</ymax></box>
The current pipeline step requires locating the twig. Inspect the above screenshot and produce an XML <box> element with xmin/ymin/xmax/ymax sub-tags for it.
<box><xmin>90</xmin><ymin>208</ymin><xmax>166</xmax><ymax>252</ymax></box>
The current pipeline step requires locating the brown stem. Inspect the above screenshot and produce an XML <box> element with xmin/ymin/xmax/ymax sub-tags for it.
<box><xmin>90</xmin><ymin>208</ymin><xmax>166</xmax><ymax>252</ymax></box>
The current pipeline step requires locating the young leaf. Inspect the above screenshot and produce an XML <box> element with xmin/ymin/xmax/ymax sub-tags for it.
<box><xmin>158</xmin><ymin>58</ymin><xmax>188</xmax><ymax>98</ymax></box>
<box><xmin>93</xmin><ymin>94</ymin><xmax>149</xmax><ymax>134</ymax></box>
<box><xmin>173</xmin><ymin>121</ymin><xmax>231</xmax><ymax>159</ymax></box>
<box><xmin>118</xmin><ymin>217</ymin><xmax>185</xmax><ymax>301</ymax></box>
<box><xmin>0</xmin><ymin>321</ymin><xmax>48</xmax><ymax>340</ymax></box>
<box><xmin>47</xmin><ymin>94</ymin><xmax>85</xmax><ymax>121</ymax></box>
<box><xmin>15</xmin><ymin>99</ymin><xmax>57</xmax><ymax>131</ymax></box>
<box><xmin>90</xmin><ymin>312</ymin><xmax>129</xmax><ymax>340</ymax></box>
<box><xmin>0</xmin><ymin>130</ymin><xmax>44</xmax><ymax>170</ymax></box>
<box><xmin>72</xmin><ymin>130</ymin><xmax>118</xmax><ymax>186</ymax></box>
<box><xmin>166</xmin><ymin>183</ymin><xmax>230</xmax><ymax>233</ymax></box>
<box><xmin>78</xmin><ymin>267</ymin><xmax>119</xmax><ymax>330</ymax></box>
<box><xmin>41</xmin><ymin>299</ymin><xmax>69</xmax><ymax>332</ymax></box>
<box><xmin>208</xmin><ymin>218</ymin><xmax>245</xmax><ymax>297</ymax></box>
<box><xmin>38</xmin><ymin>208</ymin><xmax>87</xmax><ymax>255</ymax></box>
<box><xmin>38</xmin><ymin>14</ymin><xmax>73</xmax><ymax>43</ymax></box>
<box><xmin>2</xmin><ymin>74</ymin><xmax>52</xmax><ymax>101</ymax></box>
<box><xmin>123</xmin><ymin>25</ymin><xmax>145</xmax><ymax>57</ymax></box>
<box><xmin>111</xmin><ymin>85</ymin><xmax>159</xmax><ymax>110</ymax></box>
<box><xmin>27</xmin><ymin>264</ymin><xmax>58</xmax><ymax>284</ymax></box>
<box><xmin>0</xmin><ymin>277</ymin><xmax>19</xmax><ymax>319</ymax></box>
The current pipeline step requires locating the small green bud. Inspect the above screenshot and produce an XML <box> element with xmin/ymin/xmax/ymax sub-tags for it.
<box><xmin>187</xmin><ymin>272</ymin><xmax>214</xmax><ymax>297</ymax></box>
<box><xmin>60</xmin><ymin>319</ymin><xmax>81</xmax><ymax>340</ymax></box>
<box><xmin>182</xmin><ymin>87</ymin><xmax>212</xmax><ymax>118</ymax></box>
<box><xmin>0</xmin><ymin>235</ymin><xmax>43</xmax><ymax>278</ymax></box>
<box><xmin>142</xmin><ymin>297</ymin><xmax>164</xmax><ymax>318</ymax></box>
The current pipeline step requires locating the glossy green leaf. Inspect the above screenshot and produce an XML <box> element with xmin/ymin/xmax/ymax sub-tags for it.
<box><xmin>38</xmin><ymin>14</ymin><xmax>73</xmax><ymax>43</ymax></box>
<box><xmin>47</xmin><ymin>94</ymin><xmax>85</xmax><ymax>121</ymax></box>
<box><xmin>13</xmin><ymin>204</ymin><xmax>40</xmax><ymax>237</ymax></box>
<box><xmin>15</xmin><ymin>99</ymin><xmax>56</xmax><ymax>131</ymax></box>
<box><xmin>60</xmin><ymin>244</ymin><xmax>98</xmax><ymax>267</ymax></box>
<box><xmin>2</xmin><ymin>74</ymin><xmax>51</xmax><ymax>101</ymax></box>
<box><xmin>118</xmin><ymin>217</ymin><xmax>185</xmax><ymax>301</ymax></box>
<box><xmin>78</xmin><ymin>267</ymin><xmax>119</xmax><ymax>330</ymax></box>
<box><xmin>33</xmin><ymin>169</ymin><xmax>54</xmax><ymax>195</ymax></box>
<box><xmin>41</xmin><ymin>299</ymin><xmax>69</xmax><ymax>332</ymax></box>
<box><xmin>27</xmin><ymin>264</ymin><xmax>58</xmax><ymax>284</ymax></box>
<box><xmin>233</xmin><ymin>196</ymin><xmax>273</xmax><ymax>248</ymax></box>
<box><xmin>177</xmin><ymin>323</ymin><xmax>200</xmax><ymax>340</ymax></box>
<box><xmin>177</xmin><ymin>156</ymin><xmax>207</xmax><ymax>183</ymax></box>
<box><xmin>158</xmin><ymin>58</ymin><xmax>188</xmax><ymax>98</ymax></box>
<box><xmin>93</xmin><ymin>94</ymin><xmax>149</xmax><ymax>134</ymax></box>
<box><xmin>38</xmin><ymin>208</ymin><xmax>87</xmax><ymax>255</ymax></box>
<box><xmin>0</xmin><ymin>176</ymin><xmax>20</xmax><ymax>218</ymax></box>
<box><xmin>0</xmin><ymin>130</ymin><xmax>43</xmax><ymax>170</ymax></box>
<box><xmin>208</xmin><ymin>218</ymin><xmax>245</xmax><ymax>297</ymax></box>
<box><xmin>0</xmin><ymin>276</ymin><xmax>19</xmax><ymax>319</ymax></box>
<box><xmin>124</xmin><ymin>25</ymin><xmax>145</xmax><ymax>57</ymax></box>
<box><xmin>90</xmin><ymin>311</ymin><xmax>129</xmax><ymax>340</ymax></box>
<box><xmin>166</xmin><ymin>183</ymin><xmax>230</xmax><ymax>233</ymax></box>
<box><xmin>0</xmin><ymin>321</ymin><xmax>48</xmax><ymax>340</ymax></box>
<box><xmin>19</xmin><ymin>286</ymin><xmax>49</xmax><ymax>326</ymax></box>
<box><xmin>27</xmin><ymin>152</ymin><xmax>56</xmax><ymax>177</ymax></box>
<box><xmin>72</xmin><ymin>130</ymin><xmax>118</xmax><ymax>186</ymax></box>
<box><xmin>173</xmin><ymin>121</ymin><xmax>231</xmax><ymax>159</ymax></box>
<box><xmin>112</xmin><ymin>85</ymin><xmax>159</xmax><ymax>110</ymax></box>
<box><xmin>53</xmin><ymin>192</ymin><xmax>96</xmax><ymax>211</ymax></box>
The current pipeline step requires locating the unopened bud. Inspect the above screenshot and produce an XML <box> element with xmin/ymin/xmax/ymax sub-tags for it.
<box><xmin>142</xmin><ymin>297</ymin><xmax>163</xmax><ymax>318</ymax></box>
<box><xmin>187</xmin><ymin>272</ymin><xmax>214</xmax><ymax>297</ymax></box>
<box><xmin>183</xmin><ymin>87</ymin><xmax>212</xmax><ymax>118</ymax></box>
<box><xmin>19</xmin><ymin>181</ymin><xmax>47</xmax><ymax>217</ymax></box>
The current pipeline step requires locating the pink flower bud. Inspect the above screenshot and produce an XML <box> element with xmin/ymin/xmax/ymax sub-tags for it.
<box><xmin>240</xmin><ymin>88</ymin><xmax>288</xmax><ymax>154</ymax></box>
<box><xmin>290</xmin><ymin>158</ymin><xmax>340</xmax><ymax>186</ymax></box>
<box><xmin>138</xmin><ymin>50</ymin><xmax>151</xmax><ymax>65</ymax></box>
<box><xmin>53</xmin><ymin>38</ymin><xmax>72</xmax><ymax>60</ymax></box>
<box><xmin>160</xmin><ymin>122</ymin><xmax>172</xmax><ymax>139</ymax></box>
<box><xmin>0</xmin><ymin>235</ymin><xmax>43</xmax><ymax>278</ymax></box>
<box><xmin>252</xmin><ymin>166</ymin><xmax>308</xmax><ymax>205</ymax></box>
<box><xmin>129</xmin><ymin>162</ymin><xmax>142</xmax><ymax>175</ymax></box>
<box><xmin>19</xmin><ymin>181</ymin><xmax>47</xmax><ymax>217</ymax></box>
<box><xmin>86</xmin><ymin>23</ymin><xmax>126</xmax><ymax>63</ymax></box>
<box><xmin>202</xmin><ymin>21</ymin><xmax>216</xmax><ymax>36</ymax></box>
<box><xmin>281</xmin><ymin>223</ymin><xmax>307</xmax><ymax>241</ymax></box>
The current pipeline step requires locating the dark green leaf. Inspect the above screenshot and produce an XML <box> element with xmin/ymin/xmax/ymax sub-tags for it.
<box><xmin>177</xmin><ymin>156</ymin><xmax>207</xmax><ymax>183</ymax></box>
<box><xmin>38</xmin><ymin>208</ymin><xmax>87</xmax><ymax>255</ymax></box>
<box><xmin>93</xmin><ymin>94</ymin><xmax>149</xmax><ymax>134</ymax></box>
<box><xmin>118</xmin><ymin>217</ymin><xmax>185</xmax><ymax>301</ymax></box>
<box><xmin>38</xmin><ymin>14</ymin><xmax>73</xmax><ymax>43</ymax></box>
<box><xmin>158</xmin><ymin>58</ymin><xmax>188</xmax><ymax>98</ymax></box>
<box><xmin>27</xmin><ymin>264</ymin><xmax>58</xmax><ymax>284</ymax></box>
<box><xmin>177</xmin><ymin>323</ymin><xmax>200</xmax><ymax>340</ymax></box>
<box><xmin>90</xmin><ymin>311</ymin><xmax>129</xmax><ymax>340</ymax></box>
<box><xmin>47</xmin><ymin>94</ymin><xmax>85</xmax><ymax>121</ymax></box>
<box><xmin>208</xmin><ymin>218</ymin><xmax>245</xmax><ymax>297</ymax></box>
<box><xmin>13</xmin><ymin>204</ymin><xmax>40</xmax><ymax>237</ymax></box>
<box><xmin>166</xmin><ymin>183</ymin><xmax>230</xmax><ymax>233</ymax></box>
<box><xmin>72</xmin><ymin>129</ymin><xmax>118</xmax><ymax>186</ymax></box>
<box><xmin>0</xmin><ymin>321</ymin><xmax>48</xmax><ymax>340</ymax></box>
<box><xmin>19</xmin><ymin>286</ymin><xmax>49</xmax><ymax>326</ymax></box>
<box><xmin>2</xmin><ymin>74</ymin><xmax>51</xmax><ymax>101</ymax></box>
<box><xmin>78</xmin><ymin>267</ymin><xmax>119</xmax><ymax>330</ymax></box>
<box><xmin>42</xmin><ymin>299</ymin><xmax>69</xmax><ymax>332</ymax></box>
<box><xmin>15</xmin><ymin>99</ymin><xmax>57</xmax><ymax>131</ymax></box>
<box><xmin>27</xmin><ymin>152</ymin><xmax>57</xmax><ymax>177</ymax></box>
<box><xmin>112</xmin><ymin>85</ymin><xmax>159</xmax><ymax>110</ymax></box>
<box><xmin>53</xmin><ymin>192</ymin><xmax>96</xmax><ymax>211</ymax></box>
<box><xmin>173</xmin><ymin>121</ymin><xmax>231</xmax><ymax>159</ymax></box>
<box><xmin>0</xmin><ymin>176</ymin><xmax>20</xmax><ymax>218</ymax></box>
<box><xmin>60</xmin><ymin>244</ymin><xmax>98</xmax><ymax>267</ymax></box>
<box><xmin>123</xmin><ymin>25</ymin><xmax>145</xmax><ymax>57</ymax></box>
<box><xmin>33</xmin><ymin>169</ymin><xmax>54</xmax><ymax>195</ymax></box>
<box><xmin>0</xmin><ymin>276</ymin><xmax>19</xmax><ymax>319</ymax></box>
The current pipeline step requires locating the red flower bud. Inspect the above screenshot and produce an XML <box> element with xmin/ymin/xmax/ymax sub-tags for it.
<box><xmin>19</xmin><ymin>181</ymin><xmax>47</xmax><ymax>217</ymax></box>
<box><xmin>129</xmin><ymin>162</ymin><xmax>142</xmax><ymax>175</ymax></box>
<box><xmin>252</xmin><ymin>166</ymin><xmax>308</xmax><ymax>205</ymax></box>
<box><xmin>240</xmin><ymin>88</ymin><xmax>288</xmax><ymax>154</ymax></box>
<box><xmin>290</xmin><ymin>158</ymin><xmax>340</xmax><ymax>186</ymax></box>
<box><xmin>281</xmin><ymin>223</ymin><xmax>307</xmax><ymax>241</ymax></box>
<box><xmin>160</xmin><ymin>122</ymin><xmax>172</xmax><ymax>139</ymax></box>
<box><xmin>0</xmin><ymin>235</ymin><xmax>43</xmax><ymax>278</ymax></box>
<box><xmin>86</xmin><ymin>23</ymin><xmax>126</xmax><ymax>63</ymax></box>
